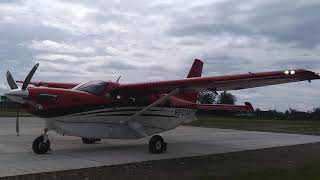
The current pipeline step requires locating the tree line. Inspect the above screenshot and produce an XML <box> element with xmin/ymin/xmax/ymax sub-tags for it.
<box><xmin>197</xmin><ymin>91</ymin><xmax>320</xmax><ymax>120</ymax></box>
<box><xmin>254</xmin><ymin>108</ymin><xmax>320</xmax><ymax>120</ymax></box>
<box><xmin>198</xmin><ymin>91</ymin><xmax>237</xmax><ymax>105</ymax></box>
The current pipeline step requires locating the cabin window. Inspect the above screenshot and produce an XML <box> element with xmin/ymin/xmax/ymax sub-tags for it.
<box><xmin>75</xmin><ymin>80</ymin><xmax>109</xmax><ymax>96</ymax></box>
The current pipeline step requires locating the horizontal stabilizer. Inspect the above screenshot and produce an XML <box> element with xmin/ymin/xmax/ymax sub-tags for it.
<box><xmin>197</xmin><ymin>102</ymin><xmax>254</xmax><ymax>112</ymax></box>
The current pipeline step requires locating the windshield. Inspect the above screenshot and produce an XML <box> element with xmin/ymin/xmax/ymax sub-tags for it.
<box><xmin>74</xmin><ymin>80</ymin><xmax>109</xmax><ymax>96</ymax></box>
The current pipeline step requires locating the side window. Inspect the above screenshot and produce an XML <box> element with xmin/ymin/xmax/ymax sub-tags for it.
<box><xmin>76</xmin><ymin>81</ymin><xmax>108</xmax><ymax>96</ymax></box>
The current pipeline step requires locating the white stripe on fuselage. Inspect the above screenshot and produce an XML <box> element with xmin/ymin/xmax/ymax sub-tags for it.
<box><xmin>45</xmin><ymin>107</ymin><xmax>197</xmax><ymax>139</ymax></box>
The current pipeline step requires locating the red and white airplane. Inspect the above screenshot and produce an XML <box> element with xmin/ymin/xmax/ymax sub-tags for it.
<box><xmin>4</xmin><ymin>59</ymin><xmax>320</xmax><ymax>154</ymax></box>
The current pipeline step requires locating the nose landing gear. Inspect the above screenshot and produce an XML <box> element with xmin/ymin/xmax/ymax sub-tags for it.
<box><xmin>32</xmin><ymin>128</ymin><xmax>51</xmax><ymax>154</ymax></box>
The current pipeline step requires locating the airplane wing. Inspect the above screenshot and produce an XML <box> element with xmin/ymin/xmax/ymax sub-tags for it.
<box><xmin>16</xmin><ymin>81</ymin><xmax>79</xmax><ymax>89</ymax></box>
<box><xmin>117</xmin><ymin>69</ymin><xmax>320</xmax><ymax>94</ymax></box>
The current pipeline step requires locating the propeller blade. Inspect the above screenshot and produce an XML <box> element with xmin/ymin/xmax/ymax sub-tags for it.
<box><xmin>116</xmin><ymin>75</ymin><xmax>122</xmax><ymax>83</ymax></box>
<box><xmin>22</xmin><ymin>63</ymin><xmax>39</xmax><ymax>90</ymax></box>
<box><xmin>6</xmin><ymin>71</ymin><xmax>18</xmax><ymax>90</ymax></box>
<box><xmin>16</xmin><ymin>104</ymin><xmax>20</xmax><ymax>136</ymax></box>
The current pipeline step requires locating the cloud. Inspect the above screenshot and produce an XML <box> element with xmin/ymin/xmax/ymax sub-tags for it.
<box><xmin>168</xmin><ymin>0</ymin><xmax>320</xmax><ymax>48</ymax></box>
<box><xmin>0</xmin><ymin>0</ymin><xmax>101</xmax><ymax>35</ymax></box>
<box><xmin>29</xmin><ymin>40</ymin><xmax>95</xmax><ymax>54</ymax></box>
<box><xmin>0</xmin><ymin>83</ymin><xmax>8</xmax><ymax>92</ymax></box>
<box><xmin>35</xmin><ymin>54</ymin><xmax>79</xmax><ymax>62</ymax></box>
<box><xmin>0</xmin><ymin>0</ymin><xmax>319</xmax><ymax>111</ymax></box>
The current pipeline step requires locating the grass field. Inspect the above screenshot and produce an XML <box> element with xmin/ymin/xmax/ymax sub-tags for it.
<box><xmin>191</xmin><ymin>114</ymin><xmax>320</xmax><ymax>135</ymax></box>
<box><xmin>0</xmin><ymin>107</ymin><xmax>31</xmax><ymax>117</ymax></box>
<box><xmin>200</xmin><ymin>162</ymin><xmax>320</xmax><ymax>180</ymax></box>
<box><xmin>225</xmin><ymin>162</ymin><xmax>320</xmax><ymax>180</ymax></box>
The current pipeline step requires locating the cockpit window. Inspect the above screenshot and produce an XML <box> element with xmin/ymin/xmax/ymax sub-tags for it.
<box><xmin>74</xmin><ymin>80</ymin><xmax>108</xmax><ymax>96</ymax></box>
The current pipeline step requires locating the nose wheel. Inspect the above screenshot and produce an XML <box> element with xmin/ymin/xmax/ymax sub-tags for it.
<box><xmin>32</xmin><ymin>128</ymin><xmax>51</xmax><ymax>154</ymax></box>
<box><xmin>32</xmin><ymin>135</ymin><xmax>51</xmax><ymax>154</ymax></box>
<box><xmin>149</xmin><ymin>135</ymin><xmax>167</xmax><ymax>154</ymax></box>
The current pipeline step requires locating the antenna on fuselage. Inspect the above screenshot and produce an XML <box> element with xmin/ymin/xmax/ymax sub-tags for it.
<box><xmin>116</xmin><ymin>75</ymin><xmax>122</xmax><ymax>83</ymax></box>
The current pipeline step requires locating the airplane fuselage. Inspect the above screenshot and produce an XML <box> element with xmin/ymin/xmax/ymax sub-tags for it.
<box><xmin>42</xmin><ymin>106</ymin><xmax>197</xmax><ymax>139</ymax></box>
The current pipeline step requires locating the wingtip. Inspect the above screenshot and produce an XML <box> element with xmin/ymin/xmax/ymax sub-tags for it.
<box><xmin>306</xmin><ymin>70</ymin><xmax>320</xmax><ymax>78</ymax></box>
<box><xmin>288</xmin><ymin>69</ymin><xmax>320</xmax><ymax>80</ymax></box>
<box><xmin>304</xmin><ymin>70</ymin><xmax>320</xmax><ymax>80</ymax></box>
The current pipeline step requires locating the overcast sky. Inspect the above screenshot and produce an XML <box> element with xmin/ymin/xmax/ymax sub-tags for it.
<box><xmin>0</xmin><ymin>0</ymin><xmax>319</xmax><ymax>111</ymax></box>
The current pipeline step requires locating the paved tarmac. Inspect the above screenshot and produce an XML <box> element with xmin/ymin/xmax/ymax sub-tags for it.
<box><xmin>0</xmin><ymin>117</ymin><xmax>320</xmax><ymax>177</ymax></box>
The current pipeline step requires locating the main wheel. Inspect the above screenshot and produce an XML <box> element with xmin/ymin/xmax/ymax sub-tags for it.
<box><xmin>82</xmin><ymin>138</ymin><xmax>100</xmax><ymax>144</ymax></box>
<box><xmin>32</xmin><ymin>135</ymin><xmax>51</xmax><ymax>154</ymax></box>
<box><xmin>149</xmin><ymin>135</ymin><xmax>167</xmax><ymax>154</ymax></box>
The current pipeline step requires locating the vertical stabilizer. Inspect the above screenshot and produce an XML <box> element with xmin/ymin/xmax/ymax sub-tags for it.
<box><xmin>177</xmin><ymin>59</ymin><xmax>204</xmax><ymax>103</ymax></box>
<box><xmin>187</xmin><ymin>59</ymin><xmax>203</xmax><ymax>78</ymax></box>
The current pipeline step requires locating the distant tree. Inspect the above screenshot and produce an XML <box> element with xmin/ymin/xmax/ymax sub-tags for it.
<box><xmin>197</xmin><ymin>91</ymin><xmax>217</xmax><ymax>104</ymax></box>
<box><xmin>217</xmin><ymin>91</ymin><xmax>237</xmax><ymax>105</ymax></box>
<box><xmin>288</xmin><ymin>108</ymin><xmax>298</xmax><ymax>114</ymax></box>
<box><xmin>311</xmin><ymin>107</ymin><xmax>320</xmax><ymax>120</ymax></box>
<box><xmin>313</xmin><ymin>107</ymin><xmax>320</xmax><ymax>115</ymax></box>
<box><xmin>285</xmin><ymin>110</ymin><xmax>290</xmax><ymax>117</ymax></box>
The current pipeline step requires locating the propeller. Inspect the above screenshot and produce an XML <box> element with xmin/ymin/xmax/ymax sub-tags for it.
<box><xmin>116</xmin><ymin>75</ymin><xmax>122</xmax><ymax>83</ymax></box>
<box><xmin>16</xmin><ymin>104</ymin><xmax>20</xmax><ymax>136</ymax></box>
<box><xmin>6</xmin><ymin>71</ymin><xmax>18</xmax><ymax>90</ymax></box>
<box><xmin>22</xmin><ymin>63</ymin><xmax>39</xmax><ymax>90</ymax></box>
<box><xmin>5</xmin><ymin>63</ymin><xmax>39</xmax><ymax>136</ymax></box>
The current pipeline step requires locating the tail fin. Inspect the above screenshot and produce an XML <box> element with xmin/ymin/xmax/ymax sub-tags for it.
<box><xmin>187</xmin><ymin>59</ymin><xmax>203</xmax><ymax>78</ymax></box>
<box><xmin>177</xmin><ymin>59</ymin><xmax>204</xmax><ymax>103</ymax></box>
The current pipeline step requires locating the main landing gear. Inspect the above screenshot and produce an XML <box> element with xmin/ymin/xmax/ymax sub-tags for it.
<box><xmin>31</xmin><ymin>129</ymin><xmax>167</xmax><ymax>154</ymax></box>
<box><xmin>32</xmin><ymin>128</ymin><xmax>51</xmax><ymax>154</ymax></box>
<box><xmin>82</xmin><ymin>138</ymin><xmax>101</xmax><ymax>144</ymax></box>
<box><xmin>149</xmin><ymin>135</ymin><xmax>167</xmax><ymax>154</ymax></box>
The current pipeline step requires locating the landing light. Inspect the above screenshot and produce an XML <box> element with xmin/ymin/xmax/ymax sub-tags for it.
<box><xmin>290</xmin><ymin>70</ymin><xmax>296</xmax><ymax>75</ymax></box>
<box><xmin>284</xmin><ymin>70</ymin><xmax>295</xmax><ymax>75</ymax></box>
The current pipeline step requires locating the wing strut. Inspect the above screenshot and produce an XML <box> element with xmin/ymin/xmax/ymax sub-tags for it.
<box><xmin>124</xmin><ymin>88</ymin><xmax>180</xmax><ymax>138</ymax></box>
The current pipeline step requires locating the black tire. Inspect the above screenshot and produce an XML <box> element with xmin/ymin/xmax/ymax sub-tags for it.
<box><xmin>149</xmin><ymin>135</ymin><xmax>167</xmax><ymax>154</ymax></box>
<box><xmin>82</xmin><ymin>138</ymin><xmax>99</xmax><ymax>144</ymax></box>
<box><xmin>32</xmin><ymin>135</ymin><xmax>50</xmax><ymax>154</ymax></box>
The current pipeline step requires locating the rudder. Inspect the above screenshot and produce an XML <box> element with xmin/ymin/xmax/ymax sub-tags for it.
<box><xmin>177</xmin><ymin>59</ymin><xmax>203</xmax><ymax>103</ymax></box>
<box><xmin>187</xmin><ymin>59</ymin><xmax>203</xmax><ymax>78</ymax></box>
